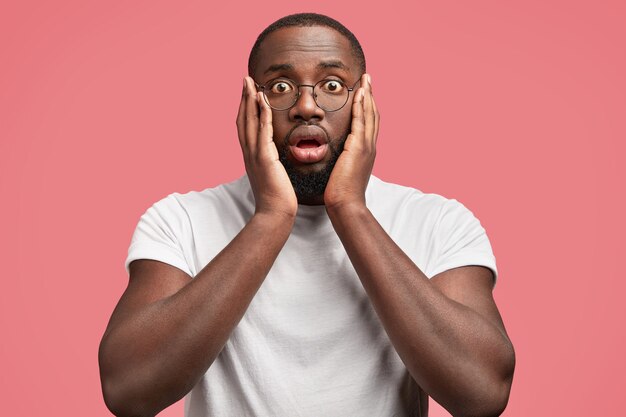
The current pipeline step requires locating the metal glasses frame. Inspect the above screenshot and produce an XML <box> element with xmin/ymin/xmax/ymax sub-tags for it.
<box><xmin>254</xmin><ymin>77</ymin><xmax>361</xmax><ymax>112</ymax></box>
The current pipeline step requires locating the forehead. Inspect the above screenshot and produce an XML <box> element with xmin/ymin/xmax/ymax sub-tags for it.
<box><xmin>254</xmin><ymin>26</ymin><xmax>358</xmax><ymax>79</ymax></box>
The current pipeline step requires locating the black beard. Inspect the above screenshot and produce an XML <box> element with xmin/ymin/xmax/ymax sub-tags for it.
<box><xmin>278</xmin><ymin>132</ymin><xmax>348</xmax><ymax>203</ymax></box>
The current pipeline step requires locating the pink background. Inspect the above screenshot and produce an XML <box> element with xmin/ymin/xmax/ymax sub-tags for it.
<box><xmin>1</xmin><ymin>1</ymin><xmax>624</xmax><ymax>416</ymax></box>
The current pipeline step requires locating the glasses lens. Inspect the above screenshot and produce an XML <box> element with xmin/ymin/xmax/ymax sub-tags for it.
<box><xmin>264</xmin><ymin>79</ymin><xmax>298</xmax><ymax>110</ymax></box>
<box><xmin>314</xmin><ymin>80</ymin><xmax>349</xmax><ymax>111</ymax></box>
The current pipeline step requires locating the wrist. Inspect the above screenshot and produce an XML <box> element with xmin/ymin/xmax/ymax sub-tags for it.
<box><xmin>325</xmin><ymin>199</ymin><xmax>368</xmax><ymax>219</ymax></box>
<box><xmin>251</xmin><ymin>209</ymin><xmax>297</xmax><ymax>229</ymax></box>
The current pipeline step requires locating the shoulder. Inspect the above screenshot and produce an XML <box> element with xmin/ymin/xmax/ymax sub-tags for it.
<box><xmin>368</xmin><ymin>176</ymin><xmax>489</xmax><ymax>242</ymax></box>
<box><xmin>126</xmin><ymin>176</ymin><xmax>254</xmax><ymax>275</ymax></box>
<box><xmin>164</xmin><ymin>175</ymin><xmax>252</xmax><ymax>208</ymax></box>
<box><xmin>367</xmin><ymin>176</ymin><xmax>496</xmax><ymax>278</ymax></box>
<box><xmin>146</xmin><ymin>175</ymin><xmax>254</xmax><ymax>219</ymax></box>
<box><xmin>133</xmin><ymin>175</ymin><xmax>254</xmax><ymax>244</ymax></box>
<box><xmin>366</xmin><ymin>175</ymin><xmax>463</xmax><ymax>221</ymax></box>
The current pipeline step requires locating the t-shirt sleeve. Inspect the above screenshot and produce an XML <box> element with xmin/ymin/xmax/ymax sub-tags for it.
<box><xmin>428</xmin><ymin>198</ymin><xmax>498</xmax><ymax>284</ymax></box>
<box><xmin>124</xmin><ymin>194</ymin><xmax>193</xmax><ymax>276</ymax></box>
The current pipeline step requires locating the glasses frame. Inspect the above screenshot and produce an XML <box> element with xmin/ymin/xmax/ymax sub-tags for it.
<box><xmin>254</xmin><ymin>77</ymin><xmax>362</xmax><ymax>112</ymax></box>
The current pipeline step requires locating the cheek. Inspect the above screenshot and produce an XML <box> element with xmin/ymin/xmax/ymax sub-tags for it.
<box><xmin>326</xmin><ymin>111</ymin><xmax>353</xmax><ymax>138</ymax></box>
<box><xmin>270</xmin><ymin>112</ymin><xmax>290</xmax><ymax>140</ymax></box>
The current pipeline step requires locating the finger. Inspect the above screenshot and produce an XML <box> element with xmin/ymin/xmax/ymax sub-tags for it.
<box><xmin>371</xmin><ymin>88</ymin><xmax>380</xmax><ymax>145</ymax></box>
<box><xmin>236</xmin><ymin>78</ymin><xmax>248</xmax><ymax>151</ymax></box>
<box><xmin>348</xmin><ymin>87</ymin><xmax>366</xmax><ymax>151</ymax></box>
<box><xmin>362</xmin><ymin>74</ymin><xmax>376</xmax><ymax>149</ymax></box>
<box><xmin>256</xmin><ymin>91</ymin><xmax>277</xmax><ymax>161</ymax></box>
<box><xmin>244</xmin><ymin>76</ymin><xmax>259</xmax><ymax>154</ymax></box>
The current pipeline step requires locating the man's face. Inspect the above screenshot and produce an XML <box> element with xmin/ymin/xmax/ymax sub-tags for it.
<box><xmin>252</xmin><ymin>26</ymin><xmax>361</xmax><ymax>203</ymax></box>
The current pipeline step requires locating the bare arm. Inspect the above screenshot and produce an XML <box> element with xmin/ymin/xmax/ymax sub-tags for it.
<box><xmin>327</xmin><ymin>204</ymin><xmax>514</xmax><ymax>417</ymax></box>
<box><xmin>325</xmin><ymin>74</ymin><xmax>514</xmax><ymax>416</ymax></box>
<box><xmin>99</xmin><ymin>213</ymin><xmax>293</xmax><ymax>417</ymax></box>
<box><xmin>99</xmin><ymin>77</ymin><xmax>296</xmax><ymax>417</ymax></box>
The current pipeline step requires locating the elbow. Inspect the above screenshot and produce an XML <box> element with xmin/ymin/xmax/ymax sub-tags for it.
<box><xmin>98</xmin><ymin>335</ymin><xmax>194</xmax><ymax>417</ymax></box>
<box><xmin>471</xmin><ymin>346</ymin><xmax>515</xmax><ymax>417</ymax></box>
<box><xmin>488</xmin><ymin>339</ymin><xmax>516</xmax><ymax>416</ymax></box>
<box><xmin>99</xmin><ymin>341</ymin><xmax>154</xmax><ymax>417</ymax></box>
<box><xmin>450</xmin><ymin>344</ymin><xmax>516</xmax><ymax>417</ymax></box>
<box><xmin>444</xmin><ymin>381</ymin><xmax>511</xmax><ymax>417</ymax></box>
<box><xmin>100</xmin><ymin>369</ymin><xmax>155</xmax><ymax>417</ymax></box>
<box><xmin>101</xmin><ymin>380</ymin><xmax>145</xmax><ymax>417</ymax></box>
<box><xmin>456</xmin><ymin>380</ymin><xmax>512</xmax><ymax>417</ymax></box>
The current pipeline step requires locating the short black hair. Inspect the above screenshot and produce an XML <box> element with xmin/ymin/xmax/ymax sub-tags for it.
<box><xmin>248</xmin><ymin>13</ymin><xmax>366</xmax><ymax>77</ymax></box>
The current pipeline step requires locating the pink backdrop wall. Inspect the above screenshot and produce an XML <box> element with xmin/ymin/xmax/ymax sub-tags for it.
<box><xmin>1</xmin><ymin>1</ymin><xmax>624</xmax><ymax>416</ymax></box>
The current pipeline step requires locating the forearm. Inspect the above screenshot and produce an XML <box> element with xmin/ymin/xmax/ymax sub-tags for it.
<box><xmin>99</xmin><ymin>212</ymin><xmax>294</xmax><ymax>417</ymax></box>
<box><xmin>327</xmin><ymin>203</ymin><xmax>514</xmax><ymax>417</ymax></box>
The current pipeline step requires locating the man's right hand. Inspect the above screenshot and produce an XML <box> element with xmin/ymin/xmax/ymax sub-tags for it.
<box><xmin>236</xmin><ymin>77</ymin><xmax>297</xmax><ymax>219</ymax></box>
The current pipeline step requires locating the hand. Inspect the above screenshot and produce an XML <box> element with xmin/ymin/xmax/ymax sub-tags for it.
<box><xmin>236</xmin><ymin>77</ymin><xmax>298</xmax><ymax>219</ymax></box>
<box><xmin>324</xmin><ymin>73</ymin><xmax>380</xmax><ymax>210</ymax></box>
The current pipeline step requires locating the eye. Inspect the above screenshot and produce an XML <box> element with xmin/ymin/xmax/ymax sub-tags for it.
<box><xmin>268</xmin><ymin>80</ymin><xmax>294</xmax><ymax>94</ymax></box>
<box><xmin>319</xmin><ymin>80</ymin><xmax>345</xmax><ymax>94</ymax></box>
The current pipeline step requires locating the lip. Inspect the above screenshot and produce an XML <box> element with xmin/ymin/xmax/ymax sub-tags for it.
<box><xmin>289</xmin><ymin>143</ymin><xmax>329</xmax><ymax>163</ymax></box>
<box><xmin>287</xmin><ymin>125</ymin><xmax>329</xmax><ymax>164</ymax></box>
<box><xmin>287</xmin><ymin>125</ymin><xmax>328</xmax><ymax>146</ymax></box>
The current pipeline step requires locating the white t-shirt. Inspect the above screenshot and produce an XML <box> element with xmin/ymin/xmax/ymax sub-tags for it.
<box><xmin>125</xmin><ymin>175</ymin><xmax>497</xmax><ymax>417</ymax></box>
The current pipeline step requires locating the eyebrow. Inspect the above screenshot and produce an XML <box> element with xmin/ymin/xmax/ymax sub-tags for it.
<box><xmin>317</xmin><ymin>60</ymin><xmax>349</xmax><ymax>71</ymax></box>
<box><xmin>264</xmin><ymin>63</ymin><xmax>294</xmax><ymax>74</ymax></box>
<box><xmin>263</xmin><ymin>60</ymin><xmax>350</xmax><ymax>75</ymax></box>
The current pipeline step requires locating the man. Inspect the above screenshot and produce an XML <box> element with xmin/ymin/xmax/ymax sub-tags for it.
<box><xmin>99</xmin><ymin>13</ymin><xmax>514</xmax><ymax>417</ymax></box>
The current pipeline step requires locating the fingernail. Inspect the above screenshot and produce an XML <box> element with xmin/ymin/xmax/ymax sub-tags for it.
<box><xmin>367</xmin><ymin>74</ymin><xmax>372</xmax><ymax>85</ymax></box>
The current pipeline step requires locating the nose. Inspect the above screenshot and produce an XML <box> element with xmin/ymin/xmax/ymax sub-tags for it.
<box><xmin>288</xmin><ymin>85</ymin><xmax>325</xmax><ymax>122</ymax></box>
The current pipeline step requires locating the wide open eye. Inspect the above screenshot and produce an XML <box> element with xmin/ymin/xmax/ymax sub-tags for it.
<box><xmin>318</xmin><ymin>80</ymin><xmax>345</xmax><ymax>94</ymax></box>
<box><xmin>268</xmin><ymin>80</ymin><xmax>295</xmax><ymax>94</ymax></box>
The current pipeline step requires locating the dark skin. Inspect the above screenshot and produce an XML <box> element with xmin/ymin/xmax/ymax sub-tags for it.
<box><xmin>99</xmin><ymin>26</ymin><xmax>515</xmax><ymax>417</ymax></box>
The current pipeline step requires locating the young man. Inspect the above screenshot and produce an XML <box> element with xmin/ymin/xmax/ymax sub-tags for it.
<box><xmin>100</xmin><ymin>13</ymin><xmax>514</xmax><ymax>417</ymax></box>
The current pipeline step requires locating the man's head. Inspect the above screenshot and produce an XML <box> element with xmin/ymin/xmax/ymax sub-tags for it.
<box><xmin>248</xmin><ymin>14</ymin><xmax>366</xmax><ymax>204</ymax></box>
<box><xmin>248</xmin><ymin>14</ymin><xmax>366</xmax><ymax>78</ymax></box>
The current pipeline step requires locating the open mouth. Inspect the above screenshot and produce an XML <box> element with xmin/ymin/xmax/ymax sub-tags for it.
<box><xmin>289</xmin><ymin>141</ymin><xmax>328</xmax><ymax>163</ymax></box>
<box><xmin>296</xmin><ymin>139</ymin><xmax>323</xmax><ymax>148</ymax></box>
<box><xmin>288</xmin><ymin>126</ymin><xmax>329</xmax><ymax>164</ymax></box>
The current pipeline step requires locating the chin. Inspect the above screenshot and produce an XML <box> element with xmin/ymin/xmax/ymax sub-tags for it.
<box><xmin>278</xmin><ymin>131</ymin><xmax>348</xmax><ymax>202</ymax></box>
<box><xmin>290</xmin><ymin>159</ymin><xmax>329</xmax><ymax>174</ymax></box>
<box><xmin>281</xmin><ymin>153</ymin><xmax>335</xmax><ymax>203</ymax></box>
<box><xmin>284</xmin><ymin>161</ymin><xmax>333</xmax><ymax>201</ymax></box>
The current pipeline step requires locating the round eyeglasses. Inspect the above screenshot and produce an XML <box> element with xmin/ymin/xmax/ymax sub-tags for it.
<box><xmin>255</xmin><ymin>78</ymin><xmax>361</xmax><ymax>112</ymax></box>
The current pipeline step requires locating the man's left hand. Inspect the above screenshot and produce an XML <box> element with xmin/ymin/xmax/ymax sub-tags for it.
<box><xmin>324</xmin><ymin>73</ymin><xmax>379</xmax><ymax>210</ymax></box>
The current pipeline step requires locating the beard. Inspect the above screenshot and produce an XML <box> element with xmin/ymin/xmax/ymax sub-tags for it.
<box><xmin>278</xmin><ymin>130</ymin><xmax>348</xmax><ymax>203</ymax></box>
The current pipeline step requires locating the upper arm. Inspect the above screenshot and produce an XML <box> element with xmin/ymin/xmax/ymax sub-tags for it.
<box><xmin>430</xmin><ymin>265</ymin><xmax>509</xmax><ymax>337</ymax></box>
<box><xmin>104</xmin><ymin>259</ymin><xmax>192</xmax><ymax>337</ymax></box>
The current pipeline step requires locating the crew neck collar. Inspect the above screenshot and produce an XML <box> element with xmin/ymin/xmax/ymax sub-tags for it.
<box><xmin>238</xmin><ymin>174</ymin><xmax>380</xmax><ymax>218</ymax></box>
